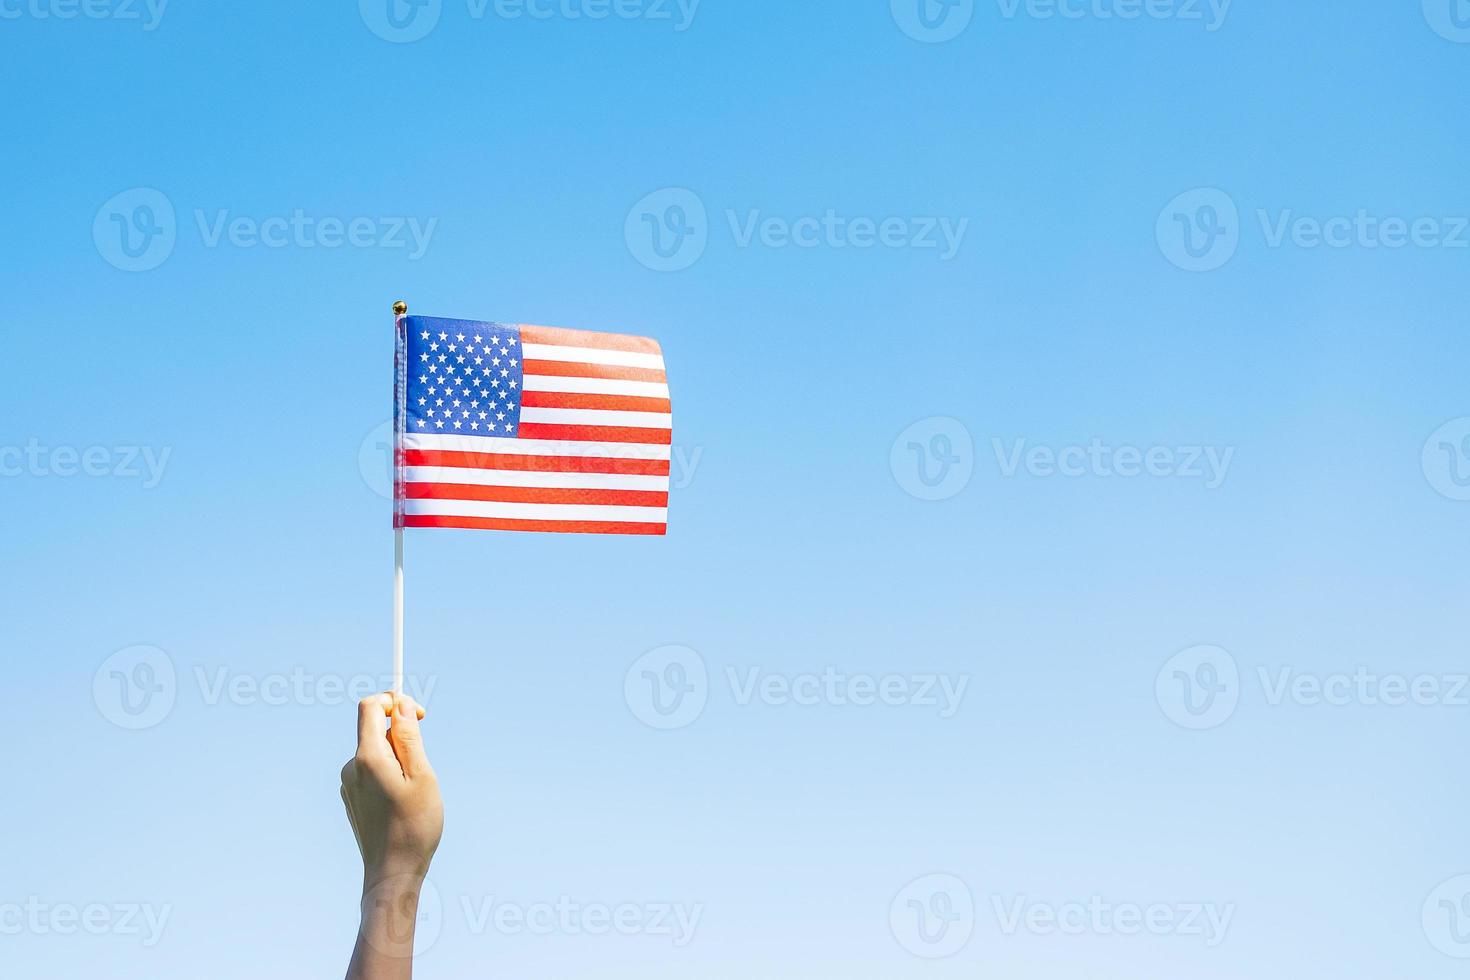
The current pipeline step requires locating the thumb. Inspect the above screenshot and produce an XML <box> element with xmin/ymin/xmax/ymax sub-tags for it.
<box><xmin>388</xmin><ymin>695</ymin><xmax>431</xmax><ymax>777</ymax></box>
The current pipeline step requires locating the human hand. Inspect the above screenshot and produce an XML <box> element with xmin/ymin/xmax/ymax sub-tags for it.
<box><xmin>340</xmin><ymin>694</ymin><xmax>444</xmax><ymax>886</ymax></box>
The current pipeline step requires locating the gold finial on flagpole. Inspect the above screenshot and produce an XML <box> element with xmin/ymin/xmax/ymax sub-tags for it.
<box><xmin>392</xmin><ymin>300</ymin><xmax>408</xmax><ymax>316</ymax></box>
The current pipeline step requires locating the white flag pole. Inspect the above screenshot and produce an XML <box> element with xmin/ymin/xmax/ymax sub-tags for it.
<box><xmin>393</xmin><ymin>527</ymin><xmax>404</xmax><ymax>696</ymax></box>
<box><xmin>392</xmin><ymin>300</ymin><xmax>408</xmax><ymax>696</ymax></box>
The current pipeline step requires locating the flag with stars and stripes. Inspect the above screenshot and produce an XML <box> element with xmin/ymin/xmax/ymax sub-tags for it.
<box><xmin>393</xmin><ymin>315</ymin><xmax>672</xmax><ymax>536</ymax></box>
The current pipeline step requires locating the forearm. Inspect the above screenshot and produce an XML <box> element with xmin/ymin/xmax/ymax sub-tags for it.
<box><xmin>346</xmin><ymin>874</ymin><xmax>425</xmax><ymax>980</ymax></box>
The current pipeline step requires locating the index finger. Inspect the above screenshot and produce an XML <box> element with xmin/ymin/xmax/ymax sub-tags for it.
<box><xmin>356</xmin><ymin>694</ymin><xmax>395</xmax><ymax>761</ymax></box>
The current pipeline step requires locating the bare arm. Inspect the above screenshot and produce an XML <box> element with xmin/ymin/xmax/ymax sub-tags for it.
<box><xmin>341</xmin><ymin>694</ymin><xmax>444</xmax><ymax>980</ymax></box>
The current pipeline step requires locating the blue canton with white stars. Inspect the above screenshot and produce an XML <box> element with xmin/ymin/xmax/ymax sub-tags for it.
<box><xmin>404</xmin><ymin>317</ymin><xmax>523</xmax><ymax>439</ymax></box>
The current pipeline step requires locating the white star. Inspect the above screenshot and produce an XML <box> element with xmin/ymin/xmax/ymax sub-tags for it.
<box><xmin>438</xmin><ymin>332</ymin><xmax>448</xmax><ymax>341</ymax></box>
<box><xmin>473</xmin><ymin>335</ymin><xmax>482</xmax><ymax>344</ymax></box>
<box><xmin>417</xmin><ymin>398</ymin><xmax>426</xmax><ymax>406</ymax></box>
<box><xmin>456</xmin><ymin>333</ymin><xmax>466</xmax><ymax>342</ymax></box>
<box><xmin>419</xmin><ymin>352</ymin><xmax>428</xmax><ymax>362</ymax></box>
<box><xmin>486</xmin><ymin>423</ymin><xmax>497</xmax><ymax>432</ymax></box>
<box><xmin>478</xmin><ymin>411</ymin><xmax>487</xmax><ymax>420</ymax></box>
<box><xmin>453</xmin><ymin>420</ymin><xmax>462</xmax><ymax>430</ymax></box>
<box><xmin>496</xmin><ymin>412</ymin><xmax>505</xmax><ymax>421</ymax></box>
<box><xmin>470</xmin><ymin>421</ymin><xmax>479</xmax><ymax>430</ymax></box>
<box><xmin>420</xmin><ymin>331</ymin><xmax>429</xmax><ymax>340</ymax></box>
<box><xmin>508</xmin><ymin>380</ymin><xmax>518</xmax><ymax>389</ymax></box>
<box><xmin>500</xmin><ymin>369</ymin><xmax>509</xmax><ymax>377</ymax></box>
<box><xmin>415</xmin><ymin>419</ymin><xmax>426</xmax><ymax>428</ymax></box>
<box><xmin>434</xmin><ymin>419</ymin><xmax>445</xmax><ymax>429</ymax></box>
<box><xmin>429</xmin><ymin>341</ymin><xmax>439</xmax><ymax>351</ymax></box>
<box><xmin>509</xmin><ymin>359</ymin><xmax>518</xmax><ymax>367</ymax></box>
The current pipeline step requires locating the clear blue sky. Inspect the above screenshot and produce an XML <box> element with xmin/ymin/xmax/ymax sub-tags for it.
<box><xmin>4</xmin><ymin>1</ymin><xmax>1470</xmax><ymax>977</ymax></box>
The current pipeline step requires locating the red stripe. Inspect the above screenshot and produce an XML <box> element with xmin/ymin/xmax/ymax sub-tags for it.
<box><xmin>521</xmin><ymin>391</ymin><xmax>671</xmax><ymax>413</ymax></box>
<box><xmin>402</xmin><ymin>449</ymin><xmax>670</xmax><ymax>477</ymax></box>
<box><xmin>405</xmin><ymin>483</ymin><xmax>668</xmax><ymax>508</ymax></box>
<box><xmin>519</xmin><ymin>324</ymin><xmax>662</xmax><ymax>355</ymax></box>
<box><xmin>402</xmin><ymin>515</ymin><xmax>667</xmax><ymax>536</ymax></box>
<box><xmin>516</xmin><ymin>423</ymin><xmax>672</xmax><ymax>445</ymax></box>
<box><xmin>522</xmin><ymin>359</ymin><xmax>667</xmax><ymax>383</ymax></box>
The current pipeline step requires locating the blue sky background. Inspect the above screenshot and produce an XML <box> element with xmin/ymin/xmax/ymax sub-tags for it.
<box><xmin>4</xmin><ymin>1</ymin><xmax>1470</xmax><ymax>976</ymax></box>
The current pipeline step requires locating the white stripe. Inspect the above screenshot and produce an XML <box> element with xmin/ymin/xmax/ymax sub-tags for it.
<box><xmin>521</xmin><ymin>375</ymin><xmax>670</xmax><ymax>398</ymax></box>
<box><xmin>404</xmin><ymin>466</ymin><xmax>669</xmax><ymax>492</ymax></box>
<box><xmin>519</xmin><ymin>407</ymin><xmax>672</xmax><ymax>429</ymax></box>
<box><xmin>522</xmin><ymin>342</ymin><xmax>664</xmax><ymax>370</ymax></box>
<box><xmin>403</xmin><ymin>433</ymin><xmax>671</xmax><ymax>460</ymax></box>
<box><xmin>403</xmin><ymin>498</ymin><xmax>668</xmax><ymax>524</ymax></box>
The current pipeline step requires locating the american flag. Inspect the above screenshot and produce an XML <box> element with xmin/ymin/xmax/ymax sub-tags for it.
<box><xmin>393</xmin><ymin>315</ymin><xmax>671</xmax><ymax>535</ymax></box>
